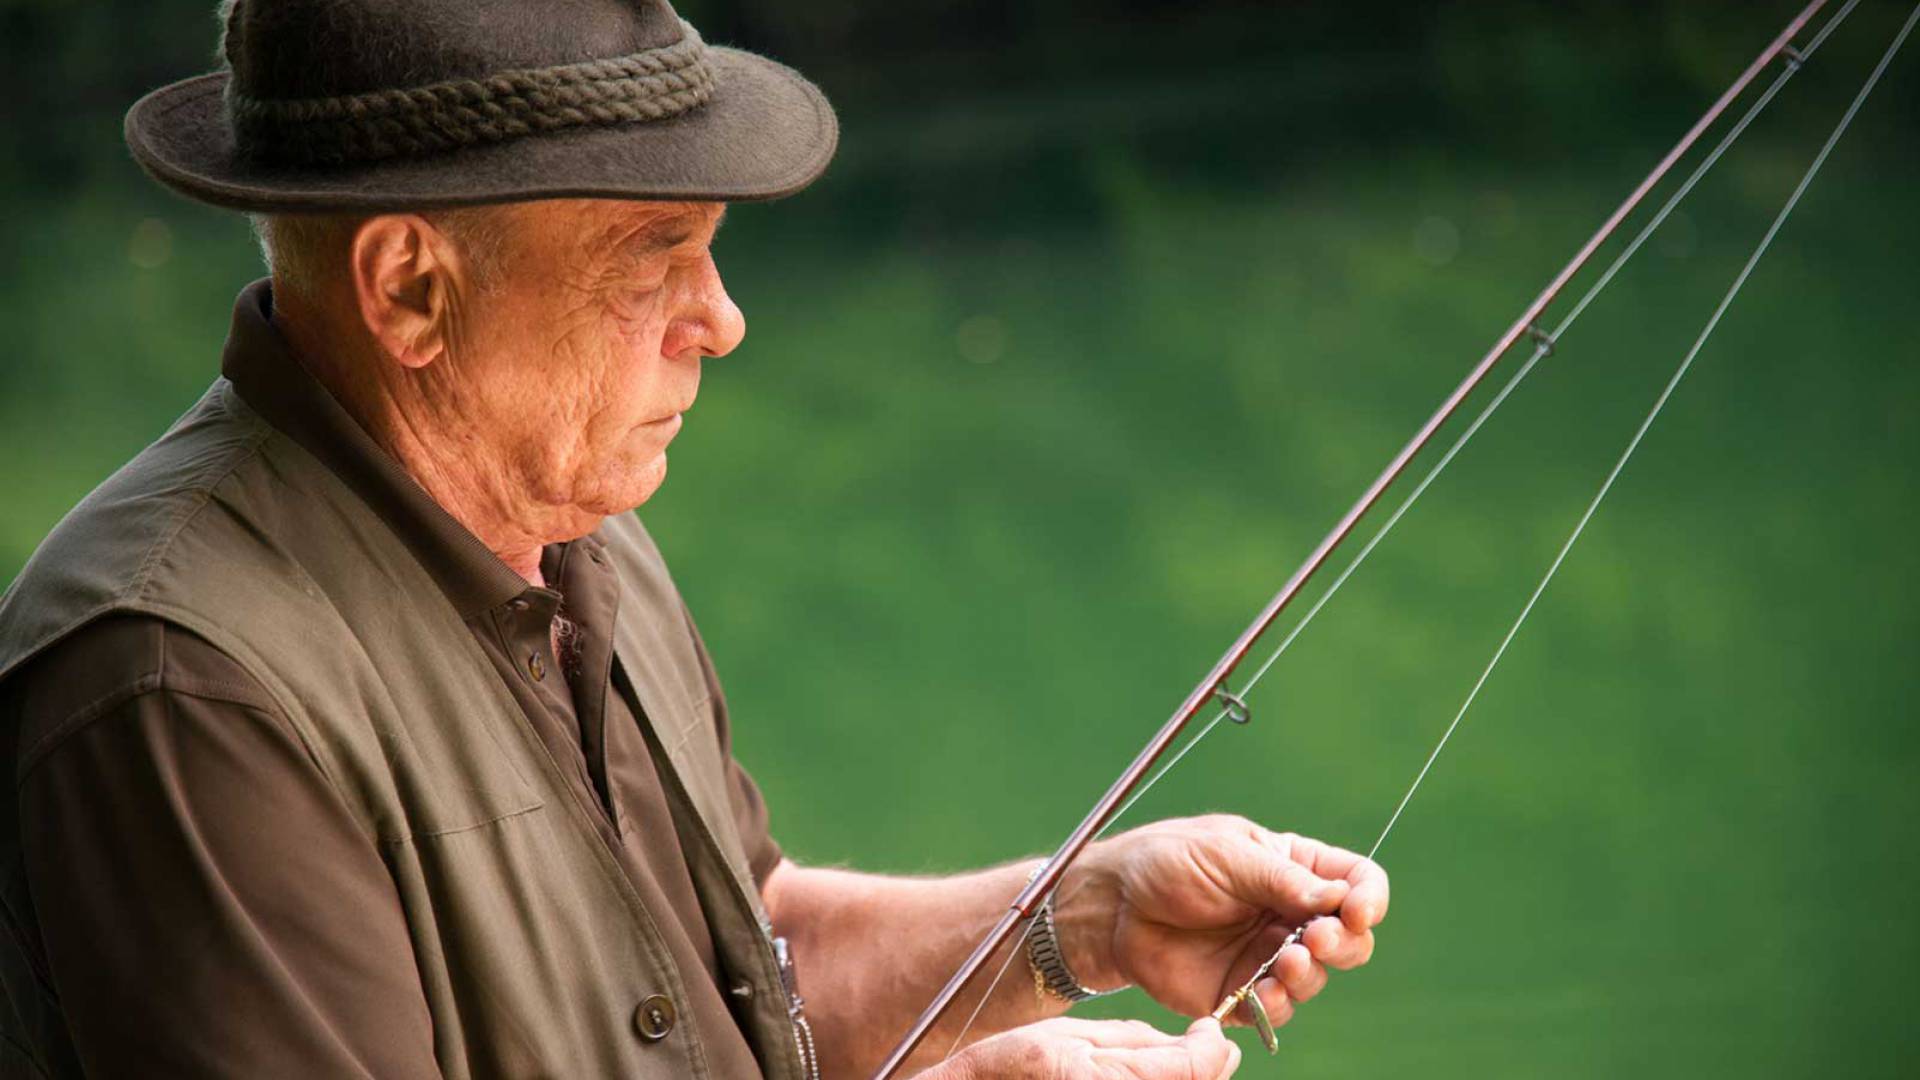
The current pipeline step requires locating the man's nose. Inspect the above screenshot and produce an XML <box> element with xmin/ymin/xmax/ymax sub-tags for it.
<box><xmin>667</xmin><ymin>253</ymin><xmax>746</xmax><ymax>360</ymax></box>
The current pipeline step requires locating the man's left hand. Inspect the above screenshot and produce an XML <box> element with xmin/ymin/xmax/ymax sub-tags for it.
<box><xmin>1062</xmin><ymin>815</ymin><xmax>1389</xmax><ymax>1029</ymax></box>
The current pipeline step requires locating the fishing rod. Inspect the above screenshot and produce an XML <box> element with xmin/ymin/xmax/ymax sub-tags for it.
<box><xmin>871</xmin><ymin>2</ymin><xmax>1837</xmax><ymax>1076</ymax></box>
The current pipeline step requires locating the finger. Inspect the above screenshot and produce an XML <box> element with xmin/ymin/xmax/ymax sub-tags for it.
<box><xmin>1295</xmin><ymin>839</ymin><xmax>1380</xmax><ymax>898</ymax></box>
<box><xmin>1251</xmin><ymin>977</ymin><xmax>1298</xmax><ymax>1029</ymax></box>
<box><xmin>1256</xmin><ymin>830</ymin><xmax>1389</xmax><ymax>930</ymax></box>
<box><xmin>1246</xmin><ymin>840</ymin><xmax>1350</xmax><ymax>917</ymax></box>
<box><xmin>1088</xmin><ymin>1019</ymin><xmax>1240</xmax><ymax>1080</ymax></box>
<box><xmin>1184</xmin><ymin>1017</ymin><xmax>1242</xmax><ymax>1079</ymax></box>
<box><xmin>1036</xmin><ymin>1017</ymin><xmax>1183</xmax><ymax>1048</ymax></box>
<box><xmin>1270</xmin><ymin>942</ymin><xmax>1328</xmax><ymax>1003</ymax></box>
<box><xmin>1301</xmin><ymin>914</ymin><xmax>1375</xmax><ymax>971</ymax></box>
<box><xmin>1288</xmin><ymin>835</ymin><xmax>1360</xmax><ymax>878</ymax></box>
<box><xmin>1340</xmin><ymin>857</ymin><xmax>1391</xmax><ymax>931</ymax></box>
<box><xmin>1244</xmin><ymin>834</ymin><xmax>1351</xmax><ymax>907</ymax></box>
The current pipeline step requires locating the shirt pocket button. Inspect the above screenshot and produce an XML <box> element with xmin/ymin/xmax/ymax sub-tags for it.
<box><xmin>634</xmin><ymin>994</ymin><xmax>677</xmax><ymax>1042</ymax></box>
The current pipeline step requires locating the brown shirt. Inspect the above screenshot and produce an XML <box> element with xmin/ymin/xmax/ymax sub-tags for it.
<box><xmin>1</xmin><ymin>283</ymin><xmax>781</xmax><ymax>1077</ymax></box>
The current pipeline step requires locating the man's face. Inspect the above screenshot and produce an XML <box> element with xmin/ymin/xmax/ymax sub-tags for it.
<box><xmin>447</xmin><ymin>198</ymin><xmax>742</xmax><ymax>527</ymax></box>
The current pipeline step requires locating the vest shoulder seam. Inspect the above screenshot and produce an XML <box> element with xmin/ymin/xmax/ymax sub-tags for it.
<box><xmin>13</xmin><ymin>667</ymin><xmax>291</xmax><ymax>788</ymax></box>
<box><xmin>124</xmin><ymin>601</ymin><xmax>367</xmax><ymax>840</ymax></box>
<box><xmin>13</xmin><ymin>671</ymin><xmax>163</xmax><ymax>784</ymax></box>
<box><xmin>125</xmin><ymin>393</ymin><xmax>276</xmax><ymax>608</ymax></box>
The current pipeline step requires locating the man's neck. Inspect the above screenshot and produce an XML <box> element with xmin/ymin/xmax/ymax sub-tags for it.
<box><xmin>376</xmin><ymin>417</ymin><xmax>551</xmax><ymax>587</ymax></box>
<box><xmin>273</xmin><ymin>303</ymin><xmax>555</xmax><ymax>587</ymax></box>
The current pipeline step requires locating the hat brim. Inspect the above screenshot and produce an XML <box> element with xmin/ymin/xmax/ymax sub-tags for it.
<box><xmin>124</xmin><ymin>46</ymin><xmax>838</xmax><ymax>213</ymax></box>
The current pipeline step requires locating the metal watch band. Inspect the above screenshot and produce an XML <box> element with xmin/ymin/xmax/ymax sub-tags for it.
<box><xmin>1025</xmin><ymin>887</ymin><xmax>1123</xmax><ymax>1004</ymax></box>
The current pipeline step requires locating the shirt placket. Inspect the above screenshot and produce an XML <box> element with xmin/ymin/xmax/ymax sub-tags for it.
<box><xmin>490</xmin><ymin>582</ymin><xmax>616</xmax><ymax>835</ymax></box>
<box><xmin>554</xmin><ymin>540</ymin><xmax>624</xmax><ymax>831</ymax></box>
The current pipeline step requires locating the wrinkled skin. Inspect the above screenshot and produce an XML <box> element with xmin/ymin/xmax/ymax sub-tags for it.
<box><xmin>282</xmin><ymin>198</ymin><xmax>742</xmax><ymax>582</ymax></box>
<box><xmin>438</xmin><ymin>199</ymin><xmax>741</xmax><ymax>527</ymax></box>
<box><xmin>1087</xmin><ymin>816</ymin><xmax>1389</xmax><ymax>1029</ymax></box>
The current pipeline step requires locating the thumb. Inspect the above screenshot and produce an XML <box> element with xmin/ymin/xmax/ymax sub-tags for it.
<box><xmin>1183</xmin><ymin>1017</ymin><xmax>1242</xmax><ymax>1079</ymax></box>
<box><xmin>1250</xmin><ymin>846</ymin><xmax>1351</xmax><ymax>916</ymax></box>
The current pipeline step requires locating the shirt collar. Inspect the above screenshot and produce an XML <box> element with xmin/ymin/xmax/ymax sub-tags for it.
<box><xmin>219</xmin><ymin>278</ymin><xmax>607</xmax><ymax>618</ymax></box>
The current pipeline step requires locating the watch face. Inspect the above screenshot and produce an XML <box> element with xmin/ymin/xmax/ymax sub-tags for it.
<box><xmin>1247</xmin><ymin>992</ymin><xmax>1280</xmax><ymax>1056</ymax></box>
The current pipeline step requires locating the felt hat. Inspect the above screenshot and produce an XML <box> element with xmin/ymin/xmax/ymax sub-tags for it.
<box><xmin>124</xmin><ymin>0</ymin><xmax>838</xmax><ymax>212</ymax></box>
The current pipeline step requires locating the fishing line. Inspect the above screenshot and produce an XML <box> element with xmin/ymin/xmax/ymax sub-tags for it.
<box><xmin>877</xmin><ymin>4</ymin><xmax>1871</xmax><ymax>1074</ymax></box>
<box><xmin>1097</xmin><ymin>0</ymin><xmax>1865</xmax><ymax>836</ymax></box>
<box><xmin>943</xmin><ymin>917</ymin><xmax>1040</xmax><ymax>1057</ymax></box>
<box><xmin>1362</xmin><ymin>0</ymin><xmax>1917</xmax><ymax>870</ymax></box>
<box><xmin>939</xmin><ymin>1</ymin><xmax>1880</xmax><ymax>1051</ymax></box>
<box><xmin>1210</xmin><ymin>0</ymin><xmax>1919</xmax><ymax>1030</ymax></box>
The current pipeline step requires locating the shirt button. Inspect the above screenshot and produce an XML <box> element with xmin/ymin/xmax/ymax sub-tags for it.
<box><xmin>527</xmin><ymin>652</ymin><xmax>546</xmax><ymax>681</ymax></box>
<box><xmin>633</xmin><ymin>994</ymin><xmax>676</xmax><ymax>1041</ymax></box>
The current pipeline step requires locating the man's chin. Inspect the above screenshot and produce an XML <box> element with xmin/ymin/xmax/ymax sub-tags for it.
<box><xmin>583</xmin><ymin>453</ymin><xmax>669</xmax><ymax>516</ymax></box>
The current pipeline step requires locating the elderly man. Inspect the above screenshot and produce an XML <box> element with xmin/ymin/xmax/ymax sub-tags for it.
<box><xmin>0</xmin><ymin>1</ymin><xmax>1386</xmax><ymax>1078</ymax></box>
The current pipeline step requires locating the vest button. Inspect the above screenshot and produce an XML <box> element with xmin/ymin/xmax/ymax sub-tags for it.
<box><xmin>527</xmin><ymin>652</ymin><xmax>546</xmax><ymax>681</ymax></box>
<box><xmin>634</xmin><ymin>994</ymin><xmax>676</xmax><ymax>1042</ymax></box>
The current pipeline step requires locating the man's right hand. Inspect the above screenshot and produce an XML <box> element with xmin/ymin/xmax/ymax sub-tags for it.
<box><xmin>937</xmin><ymin>1016</ymin><xmax>1241</xmax><ymax>1079</ymax></box>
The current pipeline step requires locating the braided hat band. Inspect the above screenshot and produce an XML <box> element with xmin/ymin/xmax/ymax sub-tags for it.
<box><xmin>227</xmin><ymin>20</ymin><xmax>715</xmax><ymax>167</ymax></box>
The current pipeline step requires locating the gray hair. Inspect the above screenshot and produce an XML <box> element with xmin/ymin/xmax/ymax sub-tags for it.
<box><xmin>249</xmin><ymin>206</ymin><xmax>513</xmax><ymax>303</ymax></box>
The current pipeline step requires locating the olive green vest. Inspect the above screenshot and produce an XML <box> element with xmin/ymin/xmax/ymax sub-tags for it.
<box><xmin>0</xmin><ymin>378</ymin><xmax>806</xmax><ymax>1079</ymax></box>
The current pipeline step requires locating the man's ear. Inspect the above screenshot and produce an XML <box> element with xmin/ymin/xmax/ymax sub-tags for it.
<box><xmin>348</xmin><ymin>215</ymin><xmax>461</xmax><ymax>370</ymax></box>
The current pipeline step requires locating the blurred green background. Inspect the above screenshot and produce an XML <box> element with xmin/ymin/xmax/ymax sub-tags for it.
<box><xmin>4</xmin><ymin>0</ymin><xmax>1917</xmax><ymax>1075</ymax></box>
